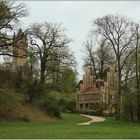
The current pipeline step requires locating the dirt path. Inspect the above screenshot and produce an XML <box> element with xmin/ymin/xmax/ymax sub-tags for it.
<box><xmin>77</xmin><ymin>114</ymin><xmax>106</xmax><ymax>125</ymax></box>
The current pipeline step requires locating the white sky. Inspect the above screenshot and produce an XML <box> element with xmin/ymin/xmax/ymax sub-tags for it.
<box><xmin>20</xmin><ymin>1</ymin><xmax>140</xmax><ymax>80</ymax></box>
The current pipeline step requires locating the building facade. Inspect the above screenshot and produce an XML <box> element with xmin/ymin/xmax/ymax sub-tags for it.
<box><xmin>76</xmin><ymin>66</ymin><xmax>117</xmax><ymax>114</ymax></box>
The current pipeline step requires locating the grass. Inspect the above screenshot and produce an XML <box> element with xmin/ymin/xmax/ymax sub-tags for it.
<box><xmin>0</xmin><ymin>113</ymin><xmax>140</xmax><ymax>139</ymax></box>
<box><xmin>0</xmin><ymin>88</ymin><xmax>54</xmax><ymax>122</ymax></box>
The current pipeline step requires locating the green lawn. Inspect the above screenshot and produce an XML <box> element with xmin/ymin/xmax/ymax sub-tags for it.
<box><xmin>0</xmin><ymin>113</ymin><xmax>140</xmax><ymax>139</ymax></box>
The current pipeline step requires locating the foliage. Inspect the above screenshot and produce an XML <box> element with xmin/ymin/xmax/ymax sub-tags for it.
<box><xmin>41</xmin><ymin>96</ymin><xmax>61</xmax><ymax>118</ymax></box>
<box><xmin>0</xmin><ymin>0</ymin><xmax>77</xmax><ymax>121</ymax></box>
<box><xmin>21</xmin><ymin>55</ymin><xmax>42</xmax><ymax>102</ymax></box>
<box><xmin>84</xmin><ymin>39</ymin><xmax>114</xmax><ymax>80</ymax></box>
<box><xmin>86</xmin><ymin>14</ymin><xmax>140</xmax><ymax>121</ymax></box>
<box><xmin>46</xmin><ymin>66</ymin><xmax>77</xmax><ymax>93</ymax></box>
<box><xmin>121</xmin><ymin>85</ymin><xmax>137</xmax><ymax>121</ymax></box>
<box><xmin>0</xmin><ymin>65</ymin><xmax>23</xmax><ymax>89</ymax></box>
<box><xmin>0</xmin><ymin>68</ymin><xmax>12</xmax><ymax>88</ymax></box>
<box><xmin>58</xmin><ymin>98</ymin><xmax>76</xmax><ymax>113</ymax></box>
<box><xmin>0</xmin><ymin>0</ymin><xmax>28</xmax><ymax>55</ymax></box>
<box><xmin>27</xmin><ymin>22</ymin><xmax>76</xmax><ymax>87</ymax></box>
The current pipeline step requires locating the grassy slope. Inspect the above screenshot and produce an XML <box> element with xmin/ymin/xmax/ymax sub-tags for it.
<box><xmin>0</xmin><ymin>88</ymin><xmax>55</xmax><ymax>122</ymax></box>
<box><xmin>0</xmin><ymin>90</ymin><xmax>140</xmax><ymax>139</ymax></box>
<box><xmin>0</xmin><ymin>113</ymin><xmax>140</xmax><ymax>139</ymax></box>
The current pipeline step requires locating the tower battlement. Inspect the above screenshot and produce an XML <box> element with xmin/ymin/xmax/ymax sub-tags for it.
<box><xmin>12</xmin><ymin>29</ymin><xmax>28</xmax><ymax>72</ymax></box>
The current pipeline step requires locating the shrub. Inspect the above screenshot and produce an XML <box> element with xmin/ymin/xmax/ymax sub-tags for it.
<box><xmin>20</xmin><ymin>114</ymin><xmax>31</xmax><ymax>122</ymax></box>
<box><xmin>0</xmin><ymin>69</ymin><xmax>13</xmax><ymax>88</ymax></box>
<box><xmin>24</xmin><ymin>80</ymin><xmax>43</xmax><ymax>103</ymax></box>
<box><xmin>58</xmin><ymin>98</ymin><xmax>67</xmax><ymax>112</ymax></box>
<box><xmin>121</xmin><ymin>90</ymin><xmax>137</xmax><ymax>121</ymax></box>
<box><xmin>58</xmin><ymin>98</ymin><xmax>76</xmax><ymax>113</ymax></box>
<box><xmin>66</xmin><ymin>100</ymin><xmax>76</xmax><ymax>113</ymax></box>
<box><xmin>42</xmin><ymin>96</ymin><xmax>61</xmax><ymax>118</ymax></box>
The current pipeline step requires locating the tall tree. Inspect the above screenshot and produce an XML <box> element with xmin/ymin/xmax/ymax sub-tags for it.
<box><xmin>27</xmin><ymin>22</ymin><xmax>75</xmax><ymax>88</ymax></box>
<box><xmin>84</xmin><ymin>40</ymin><xmax>97</xmax><ymax>80</ymax></box>
<box><xmin>61</xmin><ymin>66</ymin><xmax>77</xmax><ymax>93</ymax></box>
<box><xmin>92</xmin><ymin>15</ymin><xmax>136</xmax><ymax>118</ymax></box>
<box><xmin>135</xmin><ymin>24</ymin><xmax>140</xmax><ymax>122</ymax></box>
<box><xmin>0</xmin><ymin>0</ymin><xmax>28</xmax><ymax>55</ymax></box>
<box><xmin>96</xmin><ymin>38</ymin><xmax>114</xmax><ymax>79</ymax></box>
<box><xmin>84</xmin><ymin>38</ymin><xmax>114</xmax><ymax>80</ymax></box>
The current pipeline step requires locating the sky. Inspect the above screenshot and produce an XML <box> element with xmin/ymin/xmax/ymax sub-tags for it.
<box><xmin>20</xmin><ymin>1</ymin><xmax>140</xmax><ymax>80</ymax></box>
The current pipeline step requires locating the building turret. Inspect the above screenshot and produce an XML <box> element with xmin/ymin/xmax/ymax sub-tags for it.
<box><xmin>12</xmin><ymin>29</ymin><xmax>28</xmax><ymax>71</ymax></box>
<box><xmin>82</xmin><ymin>67</ymin><xmax>94</xmax><ymax>90</ymax></box>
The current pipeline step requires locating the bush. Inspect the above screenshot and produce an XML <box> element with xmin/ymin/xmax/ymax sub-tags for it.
<box><xmin>58</xmin><ymin>98</ymin><xmax>76</xmax><ymax>113</ymax></box>
<box><xmin>121</xmin><ymin>90</ymin><xmax>137</xmax><ymax>121</ymax></box>
<box><xmin>24</xmin><ymin>80</ymin><xmax>43</xmax><ymax>103</ymax></box>
<box><xmin>0</xmin><ymin>69</ymin><xmax>13</xmax><ymax>88</ymax></box>
<box><xmin>58</xmin><ymin>98</ymin><xmax>67</xmax><ymax>112</ymax></box>
<box><xmin>20</xmin><ymin>114</ymin><xmax>31</xmax><ymax>122</ymax></box>
<box><xmin>42</xmin><ymin>96</ymin><xmax>61</xmax><ymax>118</ymax></box>
<box><xmin>66</xmin><ymin>100</ymin><xmax>76</xmax><ymax>113</ymax></box>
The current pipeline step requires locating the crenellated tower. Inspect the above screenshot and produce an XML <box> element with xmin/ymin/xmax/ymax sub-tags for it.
<box><xmin>12</xmin><ymin>29</ymin><xmax>28</xmax><ymax>72</ymax></box>
<box><xmin>80</xmin><ymin>67</ymin><xmax>94</xmax><ymax>91</ymax></box>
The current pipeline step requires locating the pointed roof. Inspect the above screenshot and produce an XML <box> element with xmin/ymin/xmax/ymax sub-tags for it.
<box><xmin>16</xmin><ymin>28</ymin><xmax>27</xmax><ymax>39</ymax></box>
<box><xmin>17</xmin><ymin>28</ymin><xmax>23</xmax><ymax>35</ymax></box>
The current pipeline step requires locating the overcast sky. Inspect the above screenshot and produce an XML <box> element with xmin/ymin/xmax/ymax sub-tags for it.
<box><xmin>20</xmin><ymin>1</ymin><xmax>140</xmax><ymax>80</ymax></box>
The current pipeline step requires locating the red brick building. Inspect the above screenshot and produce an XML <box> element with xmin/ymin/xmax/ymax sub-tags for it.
<box><xmin>76</xmin><ymin>66</ymin><xmax>117</xmax><ymax>114</ymax></box>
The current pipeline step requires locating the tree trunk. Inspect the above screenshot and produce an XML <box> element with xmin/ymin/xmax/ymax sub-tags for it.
<box><xmin>40</xmin><ymin>61</ymin><xmax>46</xmax><ymax>88</ymax></box>
<box><xmin>40</xmin><ymin>70</ymin><xmax>45</xmax><ymax>84</ymax></box>
<box><xmin>130</xmin><ymin>103</ymin><xmax>134</xmax><ymax>121</ymax></box>
<box><xmin>28</xmin><ymin>64</ymin><xmax>33</xmax><ymax>103</ymax></box>
<box><xmin>137</xmin><ymin>94</ymin><xmax>140</xmax><ymax>122</ymax></box>
<box><xmin>135</xmin><ymin>26</ymin><xmax>140</xmax><ymax>122</ymax></box>
<box><xmin>116</xmin><ymin>58</ymin><xmax>122</xmax><ymax>119</ymax></box>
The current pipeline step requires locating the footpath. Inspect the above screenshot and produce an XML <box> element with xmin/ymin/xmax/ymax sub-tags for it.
<box><xmin>77</xmin><ymin>114</ymin><xmax>106</xmax><ymax>125</ymax></box>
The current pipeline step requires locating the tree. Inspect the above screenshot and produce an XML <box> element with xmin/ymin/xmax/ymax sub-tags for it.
<box><xmin>121</xmin><ymin>52</ymin><xmax>136</xmax><ymax>121</ymax></box>
<box><xmin>45</xmin><ymin>52</ymin><xmax>77</xmax><ymax>93</ymax></box>
<box><xmin>134</xmin><ymin>25</ymin><xmax>140</xmax><ymax>122</ymax></box>
<box><xmin>96</xmin><ymin>38</ymin><xmax>114</xmax><ymax>79</ymax></box>
<box><xmin>0</xmin><ymin>0</ymin><xmax>28</xmax><ymax>56</ymax></box>
<box><xmin>84</xmin><ymin>40</ymin><xmax>97</xmax><ymax>80</ymax></box>
<box><xmin>60</xmin><ymin>67</ymin><xmax>77</xmax><ymax>93</ymax></box>
<box><xmin>22</xmin><ymin>53</ymin><xmax>41</xmax><ymax>102</ymax></box>
<box><xmin>118</xmin><ymin>24</ymin><xmax>140</xmax><ymax>122</ymax></box>
<box><xmin>92</xmin><ymin>15</ymin><xmax>136</xmax><ymax>118</ymax></box>
<box><xmin>84</xmin><ymin>38</ymin><xmax>114</xmax><ymax>80</ymax></box>
<box><xmin>27</xmin><ymin>22</ymin><xmax>75</xmax><ymax>88</ymax></box>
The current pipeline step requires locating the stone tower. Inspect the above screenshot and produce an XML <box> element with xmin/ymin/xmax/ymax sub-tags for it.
<box><xmin>81</xmin><ymin>67</ymin><xmax>94</xmax><ymax>91</ymax></box>
<box><xmin>12</xmin><ymin>29</ymin><xmax>28</xmax><ymax>72</ymax></box>
<box><xmin>106</xmin><ymin>66</ymin><xmax>118</xmax><ymax>90</ymax></box>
